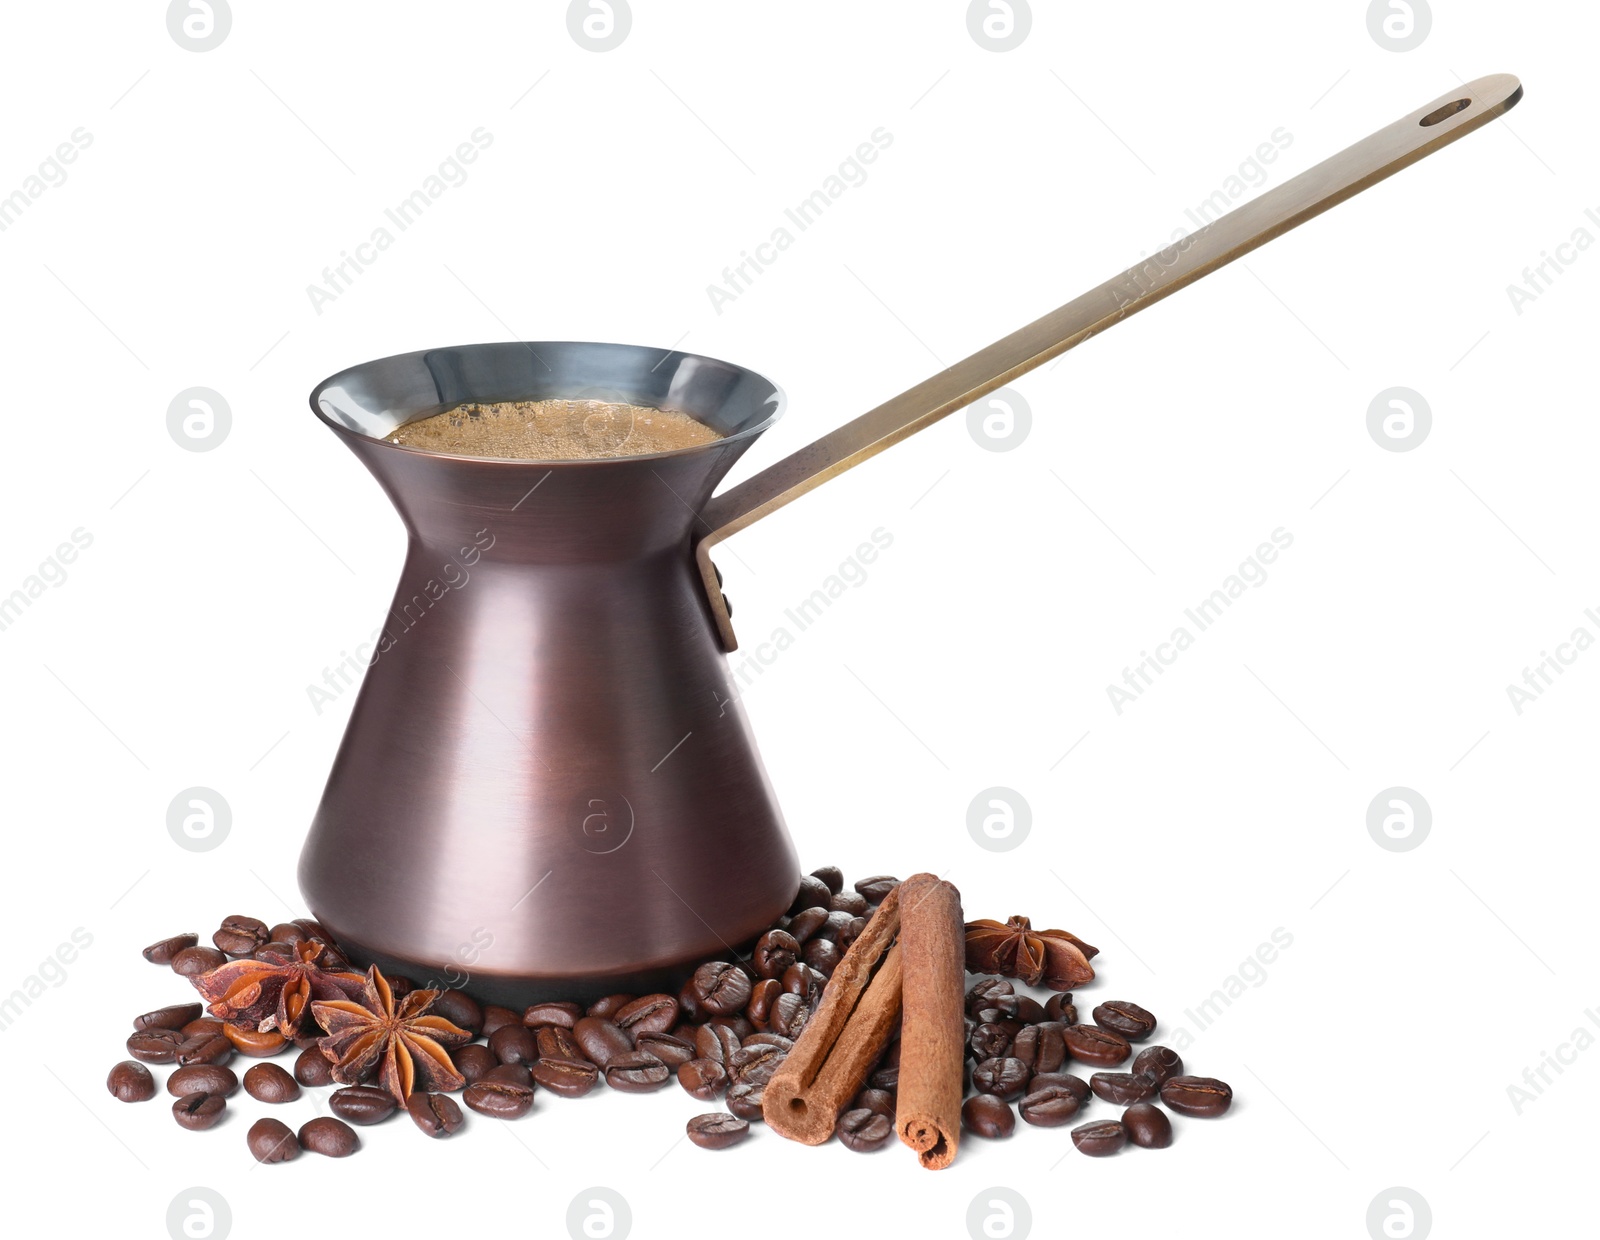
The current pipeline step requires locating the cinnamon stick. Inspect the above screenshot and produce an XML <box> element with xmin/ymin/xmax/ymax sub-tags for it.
<box><xmin>894</xmin><ymin>872</ymin><xmax>965</xmax><ymax>1169</ymax></box>
<box><xmin>763</xmin><ymin>884</ymin><xmax>904</xmax><ymax>1144</ymax></box>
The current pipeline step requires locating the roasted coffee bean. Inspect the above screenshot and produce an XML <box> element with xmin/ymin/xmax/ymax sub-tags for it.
<box><xmin>677</xmin><ymin>978</ymin><xmax>706</xmax><ymax>1024</ymax></box>
<box><xmin>789</xmin><ymin>874</ymin><xmax>832</xmax><ymax>914</ymax></box>
<box><xmin>1019</xmin><ymin>1084</ymin><xmax>1084</xmax><ymax>1127</ymax></box>
<box><xmin>408</xmin><ymin>1091</ymin><xmax>464</xmax><ymax>1137</ymax></box>
<box><xmin>253</xmin><ymin>940</ymin><xmax>295</xmax><ymax>962</ymax></box>
<box><xmin>1031</xmin><ymin>1023</ymin><xmax>1068</xmax><ymax>1075</ymax></box>
<box><xmin>975</xmin><ymin>1007</ymin><xmax>1024</xmax><ymax>1037</ymax></box>
<box><xmin>1093</xmin><ymin>1000</ymin><xmax>1157</xmax><ymax>1042</ymax></box>
<box><xmin>535</xmin><ymin>1025</ymin><xmax>586</xmax><ymax>1063</ymax></box>
<box><xmin>836</xmin><ymin>916</ymin><xmax>868</xmax><ymax>954</ymax></box>
<box><xmin>678</xmin><ymin>1058</ymin><xmax>728</xmax><ymax>1100</ymax></box>
<box><xmin>869</xmin><ymin>1040</ymin><xmax>901</xmax><ymax>1092</ymax></box>
<box><xmin>488</xmin><ymin>1023</ymin><xmax>537</xmax><ymax>1066</ymax></box>
<box><xmin>780</xmin><ymin>963</ymin><xmax>825</xmax><ymax>1009</ymax></box>
<box><xmin>802</xmin><ymin>937</ymin><xmax>840</xmax><ymax>977</ymax></box>
<box><xmin>615</xmin><ymin>993</ymin><xmax>678</xmax><ymax>1036</ymax></box>
<box><xmin>484</xmin><ymin>1063</ymin><xmax>533</xmax><ymax>1088</ymax></box>
<box><xmin>634</xmin><ymin>1032</ymin><xmax>695</xmax><ymax>1068</ymax></box>
<box><xmin>1009</xmin><ymin>1024</ymin><xmax>1041</xmax><ymax>1070</ymax></box>
<box><xmin>1044</xmin><ymin>993</ymin><xmax>1077</xmax><ymax>1024</ymax></box>
<box><xmin>133</xmin><ymin>1002</ymin><xmax>203</xmax><ymax>1031</ymax></box>
<box><xmin>463</xmin><ymin>1079</ymin><xmax>535</xmax><ymax>1119</ymax></box>
<box><xmin>706</xmin><ymin>1013</ymin><xmax>755</xmax><ymax>1041</ymax></box>
<box><xmin>1132</xmin><ymin>1045</ymin><xmax>1183</xmax><ymax>1087</ymax></box>
<box><xmin>428</xmin><ymin>989</ymin><xmax>483</xmax><ymax>1035</ymax></box>
<box><xmin>854</xmin><ymin>1087</ymin><xmax>896</xmax><ymax>1119</ymax></box>
<box><xmin>746</xmin><ymin>977</ymin><xmax>781</xmax><ymax>1029</ymax></box>
<box><xmin>126</xmin><ymin>1028</ymin><xmax>184</xmax><ymax>1063</ymax></box>
<box><xmin>695</xmin><ymin>1024</ymin><xmax>740</xmax><ymax>1065</ymax></box>
<box><xmin>291</xmin><ymin>1028</ymin><xmax>322</xmax><ymax>1050</ymax></box>
<box><xmin>1123</xmin><ymin>1102</ymin><xmax>1174</xmax><ymax>1148</ymax></box>
<box><xmin>386</xmin><ymin>975</ymin><xmax>417</xmax><ymax>999</ymax></box>
<box><xmin>728</xmin><ymin>1042</ymin><xmax>785</xmax><ymax>1087</ymax></box>
<box><xmin>290</xmin><ymin>916</ymin><xmax>330</xmax><ymax>941</ymax></box>
<box><xmin>572</xmin><ymin>1016</ymin><xmax>633</xmax><ymax>1068</ymax></box>
<box><xmin>521</xmin><ymin>1000</ymin><xmax>582</xmax><ymax>1030</ymax></box>
<box><xmin>1064</xmin><ymin>1023</ymin><xmax>1131</xmax><ymax>1067</ymax></box>
<box><xmin>1027</xmin><ymin>1072</ymin><xmax>1092</xmax><ymax>1102</ymax></box>
<box><xmin>818</xmin><ymin>909</ymin><xmax>856</xmax><ymax>940</ymax></box>
<box><xmin>742</xmin><ymin>1033</ymin><xmax>794</xmax><ymax>1051</ymax></box>
<box><xmin>962</xmin><ymin>1093</ymin><xmax>1015</xmax><ymax>1139</ymax></box>
<box><xmin>604</xmin><ymin>1052</ymin><xmax>670</xmax><ymax>1092</ymax></box>
<box><xmin>244</xmin><ymin>1062</ymin><xmax>299</xmax><ymax>1103</ymax></box>
<box><xmin>1015</xmin><ymin>995</ymin><xmax>1049</xmax><ymax>1023</ymax></box>
<box><xmin>213</xmin><ymin>915</ymin><xmax>269</xmax><ymax>957</ymax></box>
<box><xmin>299</xmin><ymin>1116</ymin><xmax>359</xmax><ymax>1157</ymax></box>
<box><xmin>829</xmin><ymin>890</ymin><xmax>869</xmax><ymax>916</ymax></box>
<box><xmin>180</xmin><ymin>1017</ymin><xmax>225</xmax><ymax>1039</ymax></box>
<box><xmin>1091</xmin><ymin>1071</ymin><xmax>1157</xmax><ymax>1105</ymax></box>
<box><xmin>168</xmin><ymin>1064</ymin><xmax>239</xmax><ymax>1098</ymax></box>
<box><xmin>835</xmin><ymin>1107</ymin><xmax>892</xmax><ymax>1151</ymax></box>
<box><xmin>170</xmin><ymin>945</ymin><xmax>227</xmax><ymax>977</ymax></box>
<box><xmin>691</xmin><ymin>962</ymin><xmax>752</xmax><ymax>1015</ymax></box>
<box><xmin>726</xmin><ymin>1080</ymin><xmax>765</xmax><ymax>1121</ymax></box>
<box><xmin>767</xmin><ymin>992</ymin><xmax>810</xmax><ymax>1040</ymax></box>
<box><xmin>1160</xmin><ymin>1075</ymin><xmax>1233</xmax><ymax>1117</ymax></box>
<box><xmin>452</xmin><ymin>1043</ymin><xmax>498</xmax><ymax>1084</ymax></box>
<box><xmin>329</xmin><ymin>1085</ymin><xmax>398</xmax><ymax>1125</ymax></box>
<box><xmin>480</xmin><ymin>1005</ymin><xmax>522</xmax><ymax>1036</ymax></box>
<box><xmin>687</xmin><ymin>1111</ymin><xmax>749</xmax><ymax>1150</ymax></box>
<box><xmin>586</xmin><ymin>993</ymin><xmax>636</xmax><ymax>1020</ymax></box>
<box><xmin>969</xmin><ymin>1021</ymin><xmax>1013</xmax><ymax>1061</ymax></box>
<box><xmin>175</xmin><ymin>1034</ymin><xmax>234</xmax><ymax>1067</ymax></box>
<box><xmin>248</xmin><ymin>1116</ymin><xmax>300</xmax><ymax>1162</ymax></box>
<box><xmin>810</xmin><ymin>865</ymin><xmax>844</xmax><ymax>894</ymax></box>
<box><xmin>1071</xmin><ymin>1119</ymin><xmax>1128</xmax><ymax>1157</ymax></box>
<box><xmin>173</xmin><ymin>1092</ymin><xmax>227</xmax><ymax>1131</ymax></box>
<box><xmin>972</xmin><ymin>1057</ymin><xmax>1032</xmax><ymax>1102</ymax></box>
<box><xmin>786</xmin><ymin>907</ymin><xmax>830</xmax><ymax>944</ymax></box>
<box><xmin>142</xmin><ymin>932</ymin><xmax>198</xmax><ymax>964</ymax></box>
<box><xmin>223</xmin><ymin>1024</ymin><xmax>287</xmax><ymax>1057</ymax></box>
<box><xmin>967</xmin><ymin>977</ymin><xmax>1014</xmax><ymax>1011</ymax></box>
<box><xmin>268</xmin><ymin>922</ymin><xmax>308</xmax><ymax>948</ymax></box>
<box><xmin>752</xmin><ymin>930</ymin><xmax>800</xmax><ymax>979</ymax></box>
<box><xmin>295</xmin><ymin>1046</ymin><xmax>336</xmax><ymax>1087</ymax></box>
<box><xmin>854</xmin><ymin>875</ymin><xmax>899</xmax><ymax>902</ymax></box>
<box><xmin>107</xmin><ymin>1060</ymin><xmax>156</xmax><ymax>1102</ymax></box>
<box><xmin>531</xmin><ymin>1056</ymin><xmax>598</xmax><ymax>1098</ymax></box>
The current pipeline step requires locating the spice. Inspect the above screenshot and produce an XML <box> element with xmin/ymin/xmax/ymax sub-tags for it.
<box><xmin>964</xmin><ymin>915</ymin><xmax>1098</xmax><ymax>990</ymax></box>
<box><xmin>312</xmin><ymin>966</ymin><xmax>471</xmax><ymax>1104</ymax></box>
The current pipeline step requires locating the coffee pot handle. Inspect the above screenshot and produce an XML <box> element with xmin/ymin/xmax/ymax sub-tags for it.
<box><xmin>695</xmin><ymin>74</ymin><xmax>1523</xmax><ymax>651</ymax></box>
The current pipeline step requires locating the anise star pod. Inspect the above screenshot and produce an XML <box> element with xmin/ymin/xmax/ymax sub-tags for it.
<box><xmin>191</xmin><ymin>939</ymin><xmax>368</xmax><ymax>1037</ymax></box>
<box><xmin>312</xmin><ymin>966</ymin><xmax>471</xmax><ymax>1104</ymax></box>
<box><xmin>964</xmin><ymin>915</ymin><xmax>1099</xmax><ymax>991</ymax></box>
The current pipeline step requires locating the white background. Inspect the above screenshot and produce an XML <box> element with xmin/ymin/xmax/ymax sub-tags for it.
<box><xmin>2</xmin><ymin>2</ymin><xmax>1594</xmax><ymax>1237</ymax></box>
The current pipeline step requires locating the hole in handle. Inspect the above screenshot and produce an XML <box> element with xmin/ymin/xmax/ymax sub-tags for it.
<box><xmin>1419</xmin><ymin>98</ymin><xmax>1473</xmax><ymax>127</ymax></box>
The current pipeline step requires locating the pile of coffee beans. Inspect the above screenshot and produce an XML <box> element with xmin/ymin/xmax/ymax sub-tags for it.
<box><xmin>107</xmin><ymin>869</ymin><xmax>1233</xmax><ymax>1165</ymax></box>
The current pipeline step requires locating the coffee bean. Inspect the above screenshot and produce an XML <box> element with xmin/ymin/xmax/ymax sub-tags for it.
<box><xmin>168</xmin><ymin>1064</ymin><xmax>239</xmax><ymax>1098</ymax></box>
<box><xmin>488</xmin><ymin>1023</ymin><xmax>537</xmax><ymax>1066</ymax></box>
<box><xmin>1159</xmin><ymin>1075</ymin><xmax>1232</xmax><ymax>1117</ymax></box>
<box><xmin>853</xmin><ymin>1087</ymin><xmax>896</xmax><ymax>1120</ymax></box>
<box><xmin>728</xmin><ymin>1041</ymin><xmax>786</xmax><ymax>1087</ymax></box>
<box><xmin>1091</xmin><ymin>1071</ymin><xmax>1156</xmax><ymax>1105</ymax></box>
<box><xmin>531</xmin><ymin>1056</ymin><xmax>598</xmax><ymax>1098</ymax></box>
<box><xmin>781</xmin><ymin>963</ymin><xmax>825</xmax><ymax>1009</ymax></box>
<box><xmin>126</xmin><ymin>1028</ymin><xmax>184</xmax><ymax>1064</ymax></box>
<box><xmin>1027</xmin><ymin>1072</ymin><xmax>1092</xmax><ymax>1103</ymax></box>
<box><xmin>1071</xmin><ymin>1119</ymin><xmax>1128</xmax><ymax>1157</ymax></box>
<box><xmin>521</xmin><ymin>1000</ymin><xmax>581</xmax><ymax>1030</ymax></box>
<box><xmin>967</xmin><ymin>977</ymin><xmax>1014</xmax><ymax>1013</ymax></box>
<box><xmin>142</xmin><ymin>932</ymin><xmax>198</xmax><ymax>965</ymax></box>
<box><xmin>174</xmin><ymin>1034</ymin><xmax>233</xmax><ymax>1067</ymax></box>
<box><xmin>836</xmin><ymin>916</ymin><xmax>868</xmax><ymax>954</ymax></box>
<box><xmin>291</xmin><ymin>1028</ymin><xmax>322</xmax><ymax>1049</ymax></box>
<box><xmin>244</xmin><ymin>1062</ymin><xmax>299</xmax><ymax>1103</ymax></box>
<box><xmin>1044</xmin><ymin>993</ymin><xmax>1078</xmax><ymax>1024</ymax></box>
<box><xmin>407</xmin><ymin>1091</ymin><xmax>464</xmax><ymax>1137</ymax></box>
<box><xmin>635</xmin><ymin>1032</ymin><xmax>695</xmax><ymax>1068</ymax></box>
<box><xmin>170</xmin><ymin>946</ymin><xmax>227</xmax><ymax>977</ymax></box>
<box><xmin>107</xmin><ymin>1061</ymin><xmax>155</xmax><ymax>1102</ymax></box>
<box><xmin>726</xmin><ymin>1080</ymin><xmax>765</xmax><ymax>1121</ymax></box>
<box><xmin>223</xmin><ymin>1024</ymin><xmax>287</xmax><ymax>1057</ymax></box>
<box><xmin>133</xmin><ymin>1002</ymin><xmax>202</xmax><ymax>1031</ymax></box>
<box><xmin>173</xmin><ymin>1092</ymin><xmax>227</xmax><ymax>1131</ymax></box>
<box><xmin>786</xmin><ymin>907</ymin><xmax>830</xmax><ymax>944</ymax></box>
<box><xmin>687</xmin><ymin>1112</ymin><xmax>749</xmax><ymax>1150</ymax></box>
<box><xmin>484</xmin><ymin>1063</ymin><xmax>533</xmax><ymax>1087</ymax></box>
<box><xmin>248</xmin><ymin>1116</ymin><xmax>300</xmax><ymax>1162</ymax></box>
<box><xmin>329</xmin><ymin>1085</ymin><xmax>398</xmax><ymax>1125</ymax></box>
<box><xmin>829</xmin><ymin>890</ymin><xmax>869</xmax><ymax>916</ymax></box>
<box><xmin>1019</xmin><ymin>1084</ymin><xmax>1084</xmax><ymax>1127</ymax></box>
<box><xmin>677</xmin><ymin>979</ymin><xmax>706</xmax><ymax>1024</ymax></box>
<box><xmin>535</xmin><ymin>1025</ymin><xmax>586</xmax><ymax>1062</ymax></box>
<box><xmin>268</xmin><ymin>922</ymin><xmax>308</xmax><ymax>948</ymax></box>
<box><xmin>1064</xmin><ymin>1023</ymin><xmax>1131</xmax><ymax>1067</ymax></box>
<box><xmin>295</xmin><ymin>1046</ymin><xmax>335</xmax><ymax>1087</ymax></box>
<box><xmin>802</xmin><ymin>938</ymin><xmax>840</xmax><ymax>978</ymax></box>
<box><xmin>752</xmin><ymin>930</ymin><xmax>800</xmax><ymax>979</ymax></box>
<box><xmin>854</xmin><ymin>875</ymin><xmax>899</xmax><ymax>903</ymax></box>
<box><xmin>818</xmin><ymin>909</ymin><xmax>856</xmax><ymax>941</ymax></box>
<box><xmin>213</xmin><ymin>915</ymin><xmax>269</xmax><ymax>957</ymax></box>
<box><xmin>961</xmin><ymin>1093</ymin><xmax>1015</xmax><ymax>1139</ymax></box>
<box><xmin>767</xmin><ymin>992</ymin><xmax>810</xmax><ymax>1040</ymax></box>
<box><xmin>745</xmin><ymin>978</ymin><xmax>780</xmax><ymax>1029</ymax></box>
<box><xmin>180</xmin><ymin>1017</ymin><xmax>225</xmax><ymax>1039</ymax></box>
<box><xmin>1123</xmin><ymin>1102</ymin><xmax>1173</xmax><ymax>1148</ymax></box>
<box><xmin>463</xmin><ymin>1079</ymin><xmax>535</xmax><ymax>1119</ymax></box>
<box><xmin>1093</xmin><ymin>1000</ymin><xmax>1157</xmax><ymax>1042</ymax></box>
<box><xmin>581</xmin><ymin>993</ymin><xmax>631</xmax><ymax>1020</ymax></box>
<box><xmin>480</xmin><ymin>1005</ymin><xmax>521</xmax><ymax>1036</ymax></box>
<box><xmin>614</xmin><ymin>993</ymin><xmax>678</xmax><ymax>1036</ymax></box>
<box><xmin>453</xmin><ymin>1043</ymin><xmax>498</xmax><ymax>1085</ymax></box>
<box><xmin>837</xmin><ymin>1107</ymin><xmax>893</xmax><ymax>1151</ymax></box>
<box><xmin>428</xmin><ymin>989</ymin><xmax>483</xmax><ymax>1035</ymax></box>
<box><xmin>290</xmin><ymin>917</ymin><xmax>329</xmax><ymax>941</ymax></box>
<box><xmin>970</xmin><ymin>1021</ymin><xmax>1013</xmax><ymax>1061</ymax></box>
<box><xmin>742</xmin><ymin>1033</ymin><xmax>794</xmax><ymax>1051</ymax></box>
<box><xmin>809</xmin><ymin>865</ymin><xmax>844</xmax><ymax>894</ymax></box>
<box><xmin>678</xmin><ymin>1058</ymin><xmax>728</xmax><ymax>1100</ymax></box>
<box><xmin>299</xmin><ymin>1116</ymin><xmax>359</xmax><ymax>1157</ymax></box>
<box><xmin>1132</xmin><ymin>1045</ymin><xmax>1184</xmax><ymax>1087</ymax></box>
<box><xmin>1027</xmin><ymin>1022</ymin><xmax>1068</xmax><ymax>1075</ymax></box>
<box><xmin>789</xmin><ymin>874</ymin><xmax>832</xmax><ymax>914</ymax></box>
<box><xmin>691</xmin><ymin>962</ymin><xmax>752</xmax><ymax>1016</ymax></box>
<box><xmin>253</xmin><ymin>940</ymin><xmax>294</xmax><ymax>962</ymax></box>
<box><xmin>972</xmin><ymin>1057</ymin><xmax>1032</xmax><ymax>1101</ymax></box>
<box><xmin>572</xmin><ymin>1016</ymin><xmax>633</xmax><ymax>1069</ymax></box>
<box><xmin>695</xmin><ymin>1024</ymin><xmax>739</xmax><ymax>1064</ymax></box>
<box><xmin>604</xmin><ymin>1052</ymin><xmax>670</xmax><ymax>1092</ymax></box>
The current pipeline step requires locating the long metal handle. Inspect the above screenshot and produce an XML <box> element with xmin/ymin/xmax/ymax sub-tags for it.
<box><xmin>697</xmin><ymin>73</ymin><xmax>1523</xmax><ymax>651</ymax></box>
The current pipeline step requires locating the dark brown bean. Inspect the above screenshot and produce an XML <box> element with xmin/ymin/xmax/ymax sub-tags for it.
<box><xmin>786</xmin><ymin>907</ymin><xmax>830</xmax><ymax>944</ymax></box>
<box><xmin>1071</xmin><ymin>1119</ymin><xmax>1128</xmax><ymax>1156</ymax></box>
<box><xmin>829</xmin><ymin>890</ymin><xmax>869</xmax><ymax>916</ymax></box>
<box><xmin>531</xmin><ymin>1057</ymin><xmax>598</xmax><ymax>1098</ymax></box>
<box><xmin>329</xmin><ymin>1085</ymin><xmax>397</xmax><ymax>1124</ymax></box>
<box><xmin>1027</xmin><ymin>1072</ymin><xmax>1091</xmax><ymax>1102</ymax></box>
<box><xmin>268</xmin><ymin>922</ymin><xmax>309</xmax><ymax>949</ymax></box>
<box><xmin>453</xmin><ymin>1043</ymin><xmax>499</xmax><ymax>1085</ymax></box>
<box><xmin>107</xmin><ymin>1061</ymin><xmax>156</xmax><ymax>1102</ymax></box>
<box><xmin>678</xmin><ymin>1059</ymin><xmax>728</xmax><ymax>1101</ymax></box>
<box><xmin>972</xmin><ymin>1056</ymin><xmax>1031</xmax><ymax>1101</ymax></box>
<box><xmin>1044</xmin><ymin>992</ymin><xmax>1077</xmax><ymax>1024</ymax></box>
<box><xmin>810</xmin><ymin>865</ymin><xmax>844</xmax><ymax>894</ymax></box>
<box><xmin>691</xmin><ymin>962</ymin><xmax>752</xmax><ymax>1015</ymax></box>
<box><xmin>407</xmin><ymin>1091</ymin><xmax>464</xmax><ymax>1137</ymax></box>
<box><xmin>484</xmin><ymin>1063</ymin><xmax>533</xmax><ymax>1087</ymax></box>
<box><xmin>854</xmin><ymin>1087</ymin><xmax>896</xmax><ymax>1119</ymax></box>
<box><xmin>170</xmin><ymin>945</ymin><xmax>227</xmax><ymax>977</ymax></box>
<box><xmin>636</xmin><ymin>1032</ymin><xmax>695</xmax><ymax>1068</ymax></box>
<box><xmin>708</xmin><ymin>1014</ymin><xmax>755</xmax><ymax>1043</ymax></box>
<box><xmin>728</xmin><ymin>1042</ymin><xmax>786</xmax><ymax>1087</ymax></box>
<box><xmin>1132</xmin><ymin>1045</ymin><xmax>1184</xmax><ymax>1087</ymax></box>
<box><xmin>961</xmin><ymin>1093</ymin><xmax>1015</xmax><ymax>1138</ymax></box>
<box><xmin>836</xmin><ymin>916</ymin><xmax>868</xmax><ymax>954</ymax></box>
<box><xmin>167</xmin><ymin>1064</ymin><xmax>239</xmax><ymax>1098</ymax></box>
<box><xmin>480</xmin><ymin>1005</ymin><xmax>521</xmax><ymax>1036</ymax></box>
<box><xmin>294</xmin><ymin>1046</ymin><xmax>336</xmax><ymax>1087</ymax></box>
<box><xmin>126</xmin><ymin>1029</ymin><xmax>184</xmax><ymax>1064</ymax></box>
<box><xmin>695</xmin><ymin>1023</ymin><xmax>740</xmax><ymax>1065</ymax></box>
<box><xmin>535</xmin><ymin>1025</ymin><xmax>586</xmax><ymax>1062</ymax></box>
<box><xmin>767</xmin><ymin>992</ymin><xmax>810</xmax><ymax>1040</ymax></box>
<box><xmin>802</xmin><ymin>937</ymin><xmax>840</xmax><ymax>977</ymax></box>
<box><xmin>970</xmin><ymin>1021</ymin><xmax>1013</xmax><ymax>1060</ymax></box>
<box><xmin>1160</xmin><ymin>1075</ymin><xmax>1233</xmax><ymax>1117</ymax></box>
<box><xmin>1091</xmin><ymin>1071</ymin><xmax>1156</xmax><ymax>1105</ymax></box>
<box><xmin>837</xmin><ymin>1107</ymin><xmax>893</xmax><ymax>1151</ymax></box>
<box><xmin>967</xmin><ymin>978</ymin><xmax>1014</xmax><ymax>1013</ymax></box>
<box><xmin>572</xmin><ymin>1016</ymin><xmax>633</xmax><ymax>1068</ymax></box>
<box><xmin>854</xmin><ymin>875</ymin><xmax>899</xmax><ymax>902</ymax></box>
<box><xmin>741</xmin><ymin>1033</ymin><xmax>794</xmax><ymax>1051</ymax></box>
<box><xmin>248</xmin><ymin>1116</ymin><xmax>299</xmax><ymax>1161</ymax></box>
<box><xmin>222</xmin><ymin>1024</ymin><xmax>287</xmax><ymax>1057</ymax></box>
<box><xmin>1064</xmin><ymin>1023</ymin><xmax>1131</xmax><ymax>1066</ymax></box>
<box><xmin>1019</xmin><ymin>1084</ymin><xmax>1084</xmax><ymax>1127</ymax></box>
<box><xmin>677</xmin><ymin>978</ymin><xmax>706</xmax><ymax>1024</ymax></box>
<box><xmin>605</xmin><ymin>1052</ymin><xmax>670</xmax><ymax>1092</ymax></box>
<box><xmin>1123</xmin><ymin>1102</ymin><xmax>1174</xmax><ymax>1148</ymax></box>
<box><xmin>180</xmin><ymin>1017</ymin><xmax>225</xmax><ymax>1040</ymax></box>
<box><xmin>133</xmin><ymin>1003</ymin><xmax>203</xmax><ymax>1031</ymax></box>
<box><xmin>299</xmin><ymin>1116</ymin><xmax>359</xmax><ymax>1156</ymax></box>
<box><xmin>614</xmin><ymin>993</ymin><xmax>678</xmax><ymax>1036</ymax></box>
<box><xmin>1093</xmin><ymin>1000</ymin><xmax>1157</xmax><ymax>1042</ymax></box>
<box><xmin>521</xmin><ymin>1000</ymin><xmax>582</xmax><ymax>1030</ymax></box>
<box><xmin>789</xmin><ymin>874</ymin><xmax>832</xmax><ymax>914</ymax></box>
<box><xmin>243</xmin><ymin>1062</ymin><xmax>299</xmax><ymax>1103</ymax></box>
<box><xmin>142</xmin><ymin>932</ymin><xmax>198</xmax><ymax>964</ymax></box>
<box><xmin>429</xmin><ymin>989</ymin><xmax>483</xmax><ymax>1035</ymax></box>
<box><xmin>488</xmin><ymin>1023</ymin><xmax>537</xmax><ymax>1065</ymax></box>
<box><xmin>173</xmin><ymin>1092</ymin><xmax>227</xmax><ymax>1131</ymax></box>
<box><xmin>213</xmin><ymin>915</ymin><xmax>269</xmax><ymax>957</ymax></box>
<box><xmin>174</xmin><ymin>1034</ymin><xmax>234</xmax><ymax>1067</ymax></box>
<box><xmin>726</xmin><ymin>1080</ymin><xmax>765</xmax><ymax>1121</ymax></box>
<box><xmin>745</xmin><ymin>978</ymin><xmax>781</xmax><ymax>1029</ymax></box>
<box><xmin>686</xmin><ymin>1112</ymin><xmax>749</xmax><ymax>1150</ymax></box>
<box><xmin>818</xmin><ymin>910</ymin><xmax>856</xmax><ymax>941</ymax></box>
<box><xmin>752</xmin><ymin>930</ymin><xmax>800</xmax><ymax>980</ymax></box>
<box><xmin>585</xmin><ymin>993</ymin><xmax>636</xmax><ymax>1019</ymax></box>
<box><xmin>463</xmin><ymin>1079</ymin><xmax>535</xmax><ymax>1119</ymax></box>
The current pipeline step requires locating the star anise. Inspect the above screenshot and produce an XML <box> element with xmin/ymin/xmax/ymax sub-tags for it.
<box><xmin>190</xmin><ymin>938</ymin><xmax>368</xmax><ymax>1037</ymax></box>
<box><xmin>964</xmin><ymin>915</ymin><xmax>1099</xmax><ymax>991</ymax></box>
<box><xmin>311</xmin><ymin>965</ymin><xmax>470</xmax><ymax>1104</ymax></box>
